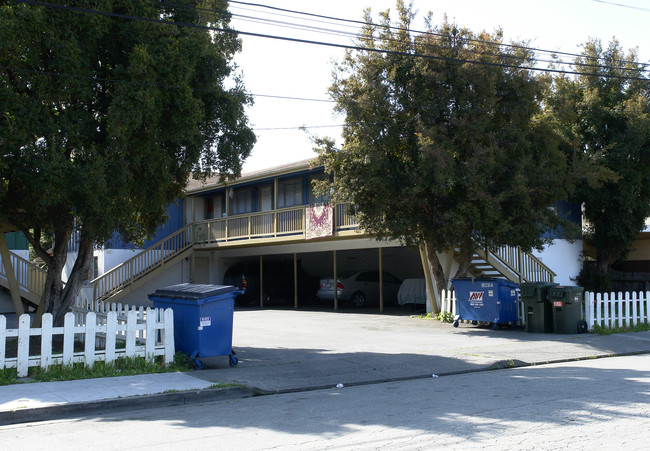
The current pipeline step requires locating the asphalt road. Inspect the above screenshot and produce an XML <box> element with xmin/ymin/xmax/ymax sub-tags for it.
<box><xmin>2</xmin><ymin>354</ymin><xmax>649</xmax><ymax>450</ymax></box>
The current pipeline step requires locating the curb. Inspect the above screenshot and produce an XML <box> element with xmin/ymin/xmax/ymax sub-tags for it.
<box><xmin>0</xmin><ymin>386</ymin><xmax>255</xmax><ymax>426</ymax></box>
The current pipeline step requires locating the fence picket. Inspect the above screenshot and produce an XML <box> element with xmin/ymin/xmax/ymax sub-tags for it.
<box><xmin>126</xmin><ymin>310</ymin><xmax>137</xmax><ymax>356</ymax></box>
<box><xmin>105</xmin><ymin>311</ymin><xmax>117</xmax><ymax>364</ymax></box>
<box><xmin>85</xmin><ymin>312</ymin><xmax>97</xmax><ymax>368</ymax></box>
<box><xmin>164</xmin><ymin>308</ymin><xmax>175</xmax><ymax>364</ymax></box>
<box><xmin>63</xmin><ymin>313</ymin><xmax>75</xmax><ymax>367</ymax></box>
<box><xmin>17</xmin><ymin>315</ymin><xmax>30</xmax><ymax>377</ymax></box>
<box><xmin>40</xmin><ymin>314</ymin><xmax>53</xmax><ymax>369</ymax></box>
<box><xmin>0</xmin><ymin>316</ymin><xmax>6</xmax><ymax>368</ymax></box>
<box><xmin>146</xmin><ymin>308</ymin><xmax>155</xmax><ymax>359</ymax></box>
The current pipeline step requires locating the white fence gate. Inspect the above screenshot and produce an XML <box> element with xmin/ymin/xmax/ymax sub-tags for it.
<box><xmin>0</xmin><ymin>309</ymin><xmax>175</xmax><ymax>378</ymax></box>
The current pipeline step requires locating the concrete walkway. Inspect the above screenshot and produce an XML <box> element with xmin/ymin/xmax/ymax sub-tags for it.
<box><xmin>2</xmin><ymin>309</ymin><xmax>650</xmax><ymax>425</ymax></box>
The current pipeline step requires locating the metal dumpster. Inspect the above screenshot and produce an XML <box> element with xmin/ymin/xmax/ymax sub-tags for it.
<box><xmin>148</xmin><ymin>283</ymin><xmax>241</xmax><ymax>368</ymax></box>
<box><xmin>547</xmin><ymin>285</ymin><xmax>587</xmax><ymax>334</ymax></box>
<box><xmin>520</xmin><ymin>282</ymin><xmax>558</xmax><ymax>333</ymax></box>
<box><xmin>452</xmin><ymin>278</ymin><xmax>519</xmax><ymax>329</ymax></box>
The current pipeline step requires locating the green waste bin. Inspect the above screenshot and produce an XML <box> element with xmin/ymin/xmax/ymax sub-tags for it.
<box><xmin>547</xmin><ymin>286</ymin><xmax>587</xmax><ymax>334</ymax></box>
<box><xmin>520</xmin><ymin>282</ymin><xmax>557</xmax><ymax>333</ymax></box>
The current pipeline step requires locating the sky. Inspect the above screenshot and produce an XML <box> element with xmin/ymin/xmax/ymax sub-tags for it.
<box><xmin>228</xmin><ymin>0</ymin><xmax>650</xmax><ymax>174</ymax></box>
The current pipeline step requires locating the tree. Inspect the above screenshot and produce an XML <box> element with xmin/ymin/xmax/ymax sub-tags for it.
<box><xmin>0</xmin><ymin>0</ymin><xmax>255</xmax><ymax>325</ymax></box>
<box><xmin>315</xmin><ymin>1</ymin><xmax>570</xmax><ymax>311</ymax></box>
<box><xmin>545</xmin><ymin>39</ymin><xmax>650</xmax><ymax>287</ymax></box>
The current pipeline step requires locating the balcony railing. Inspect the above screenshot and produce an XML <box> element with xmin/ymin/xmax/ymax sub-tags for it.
<box><xmin>193</xmin><ymin>202</ymin><xmax>359</xmax><ymax>245</ymax></box>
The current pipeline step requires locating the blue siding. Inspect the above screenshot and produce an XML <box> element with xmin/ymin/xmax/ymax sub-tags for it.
<box><xmin>543</xmin><ymin>201</ymin><xmax>582</xmax><ymax>240</ymax></box>
<box><xmin>106</xmin><ymin>200</ymin><xmax>185</xmax><ymax>249</ymax></box>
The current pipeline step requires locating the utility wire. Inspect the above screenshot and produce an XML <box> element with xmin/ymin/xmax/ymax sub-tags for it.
<box><xmin>10</xmin><ymin>0</ymin><xmax>650</xmax><ymax>82</ymax></box>
<box><xmin>227</xmin><ymin>0</ymin><xmax>644</xmax><ymax>66</ymax></box>
<box><xmin>590</xmin><ymin>0</ymin><xmax>650</xmax><ymax>12</ymax></box>
<box><xmin>167</xmin><ymin>0</ymin><xmax>649</xmax><ymax>71</ymax></box>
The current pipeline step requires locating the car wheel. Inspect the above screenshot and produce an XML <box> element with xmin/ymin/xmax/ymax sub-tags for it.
<box><xmin>351</xmin><ymin>292</ymin><xmax>366</xmax><ymax>308</ymax></box>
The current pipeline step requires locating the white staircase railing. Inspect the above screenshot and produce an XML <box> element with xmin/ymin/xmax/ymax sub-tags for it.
<box><xmin>0</xmin><ymin>251</ymin><xmax>46</xmax><ymax>304</ymax></box>
<box><xmin>91</xmin><ymin>225</ymin><xmax>194</xmax><ymax>302</ymax></box>
<box><xmin>489</xmin><ymin>244</ymin><xmax>556</xmax><ymax>283</ymax></box>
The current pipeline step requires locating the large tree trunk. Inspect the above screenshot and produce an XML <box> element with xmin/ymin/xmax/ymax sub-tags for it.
<box><xmin>419</xmin><ymin>240</ymin><xmax>446</xmax><ymax>314</ymax></box>
<box><xmin>53</xmin><ymin>236</ymin><xmax>94</xmax><ymax>326</ymax></box>
<box><xmin>32</xmin><ymin>226</ymin><xmax>93</xmax><ymax>327</ymax></box>
<box><xmin>454</xmin><ymin>235</ymin><xmax>474</xmax><ymax>278</ymax></box>
<box><xmin>31</xmin><ymin>224</ymin><xmax>72</xmax><ymax>328</ymax></box>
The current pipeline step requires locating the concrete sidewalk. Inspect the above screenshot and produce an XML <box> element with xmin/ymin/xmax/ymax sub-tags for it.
<box><xmin>2</xmin><ymin>309</ymin><xmax>650</xmax><ymax>425</ymax></box>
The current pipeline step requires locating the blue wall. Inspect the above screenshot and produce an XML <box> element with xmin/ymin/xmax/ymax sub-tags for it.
<box><xmin>106</xmin><ymin>199</ymin><xmax>185</xmax><ymax>249</ymax></box>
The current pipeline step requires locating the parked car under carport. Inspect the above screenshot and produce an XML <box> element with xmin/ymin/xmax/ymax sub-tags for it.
<box><xmin>223</xmin><ymin>261</ymin><xmax>320</xmax><ymax>306</ymax></box>
<box><xmin>317</xmin><ymin>270</ymin><xmax>402</xmax><ymax>307</ymax></box>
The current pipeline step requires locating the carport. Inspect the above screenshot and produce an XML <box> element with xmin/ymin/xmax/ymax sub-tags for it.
<box><xmin>206</xmin><ymin>239</ymin><xmax>425</xmax><ymax>312</ymax></box>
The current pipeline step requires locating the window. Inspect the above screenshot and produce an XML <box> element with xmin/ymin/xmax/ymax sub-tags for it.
<box><xmin>231</xmin><ymin>188</ymin><xmax>252</xmax><ymax>215</ymax></box>
<box><xmin>278</xmin><ymin>178</ymin><xmax>302</xmax><ymax>208</ymax></box>
<box><xmin>258</xmin><ymin>185</ymin><xmax>273</xmax><ymax>211</ymax></box>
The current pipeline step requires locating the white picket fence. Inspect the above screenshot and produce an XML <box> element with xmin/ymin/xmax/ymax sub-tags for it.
<box><xmin>0</xmin><ymin>308</ymin><xmax>175</xmax><ymax>378</ymax></box>
<box><xmin>585</xmin><ymin>291</ymin><xmax>650</xmax><ymax>330</ymax></box>
<box><xmin>71</xmin><ymin>297</ymin><xmax>151</xmax><ymax>346</ymax></box>
<box><xmin>440</xmin><ymin>288</ymin><xmax>649</xmax><ymax>331</ymax></box>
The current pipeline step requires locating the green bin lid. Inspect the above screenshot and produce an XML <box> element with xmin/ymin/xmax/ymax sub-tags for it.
<box><xmin>520</xmin><ymin>282</ymin><xmax>557</xmax><ymax>297</ymax></box>
<box><xmin>548</xmin><ymin>285</ymin><xmax>584</xmax><ymax>298</ymax></box>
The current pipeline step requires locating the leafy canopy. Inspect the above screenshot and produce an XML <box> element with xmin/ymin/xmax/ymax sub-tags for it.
<box><xmin>1</xmin><ymin>0</ymin><xmax>255</xmax><ymax>245</ymax></box>
<box><xmin>545</xmin><ymin>38</ymin><xmax>650</xmax><ymax>278</ymax></box>
<box><xmin>316</xmin><ymin>2</ymin><xmax>570</xmax><ymax>271</ymax></box>
<box><xmin>0</xmin><ymin>0</ymin><xmax>255</xmax><ymax>321</ymax></box>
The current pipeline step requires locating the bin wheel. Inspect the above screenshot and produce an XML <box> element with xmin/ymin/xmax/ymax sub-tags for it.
<box><xmin>189</xmin><ymin>351</ymin><xmax>203</xmax><ymax>370</ymax></box>
<box><xmin>229</xmin><ymin>355</ymin><xmax>238</xmax><ymax>367</ymax></box>
<box><xmin>472</xmin><ymin>320</ymin><xmax>478</xmax><ymax>326</ymax></box>
<box><xmin>453</xmin><ymin>320</ymin><xmax>459</xmax><ymax>328</ymax></box>
<box><xmin>577</xmin><ymin>320</ymin><xmax>588</xmax><ymax>334</ymax></box>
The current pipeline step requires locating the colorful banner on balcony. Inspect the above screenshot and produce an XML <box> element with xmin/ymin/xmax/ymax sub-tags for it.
<box><xmin>305</xmin><ymin>202</ymin><xmax>333</xmax><ymax>240</ymax></box>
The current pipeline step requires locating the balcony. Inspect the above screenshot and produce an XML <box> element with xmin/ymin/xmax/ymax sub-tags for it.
<box><xmin>192</xmin><ymin>203</ymin><xmax>359</xmax><ymax>246</ymax></box>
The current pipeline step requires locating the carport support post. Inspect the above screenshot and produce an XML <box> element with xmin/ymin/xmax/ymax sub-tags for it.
<box><xmin>333</xmin><ymin>250</ymin><xmax>338</xmax><ymax>311</ymax></box>
<box><xmin>379</xmin><ymin>247</ymin><xmax>384</xmax><ymax>313</ymax></box>
<box><xmin>259</xmin><ymin>255</ymin><xmax>264</xmax><ymax>307</ymax></box>
<box><xmin>294</xmin><ymin>253</ymin><xmax>298</xmax><ymax>309</ymax></box>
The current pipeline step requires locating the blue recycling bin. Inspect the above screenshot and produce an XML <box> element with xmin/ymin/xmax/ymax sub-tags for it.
<box><xmin>452</xmin><ymin>278</ymin><xmax>519</xmax><ymax>329</ymax></box>
<box><xmin>148</xmin><ymin>283</ymin><xmax>241</xmax><ymax>368</ymax></box>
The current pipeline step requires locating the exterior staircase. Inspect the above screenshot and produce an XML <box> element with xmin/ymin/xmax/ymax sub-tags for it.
<box><xmin>0</xmin><ymin>252</ymin><xmax>45</xmax><ymax>306</ymax></box>
<box><xmin>464</xmin><ymin>244</ymin><xmax>555</xmax><ymax>283</ymax></box>
<box><xmin>90</xmin><ymin>224</ymin><xmax>194</xmax><ymax>303</ymax></box>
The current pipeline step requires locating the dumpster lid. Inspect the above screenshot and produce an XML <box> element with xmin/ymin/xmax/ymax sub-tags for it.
<box><xmin>150</xmin><ymin>283</ymin><xmax>238</xmax><ymax>300</ymax></box>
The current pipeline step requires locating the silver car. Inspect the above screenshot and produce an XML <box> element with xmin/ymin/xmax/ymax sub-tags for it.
<box><xmin>317</xmin><ymin>270</ymin><xmax>402</xmax><ymax>307</ymax></box>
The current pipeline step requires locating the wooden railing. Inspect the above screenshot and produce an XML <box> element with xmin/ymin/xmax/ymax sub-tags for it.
<box><xmin>490</xmin><ymin>244</ymin><xmax>556</xmax><ymax>283</ymax></box>
<box><xmin>193</xmin><ymin>202</ymin><xmax>358</xmax><ymax>245</ymax></box>
<box><xmin>91</xmin><ymin>225</ymin><xmax>194</xmax><ymax>302</ymax></box>
<box><xmin>0</xmin><ymin>251</ymin><xmax>46</xmax><ymax>304</ymax></box>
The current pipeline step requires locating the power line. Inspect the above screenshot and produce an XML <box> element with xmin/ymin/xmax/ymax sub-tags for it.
<box><xmin>590</xmin><ymin>0</ymin><xmax>650</xmax><ymax>12</ymax></box>
<box><xmin>227</xmin><ymin>0</ymin><xmax>645</xmax><ymax>67</ymax></box>
<box><xmin>170</xmin><ymin>0</ymin><xmax>649</xmax><ymax>71</ymax></box>
<box><xmin>10</xmin><ymin>0</ymin><xmax>650</xmax><ymax>82</ymax></box>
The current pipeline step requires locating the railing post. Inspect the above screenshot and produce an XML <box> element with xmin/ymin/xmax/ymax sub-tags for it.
<box><xmin>273</xmin><ymin>211</ymin><xmax>277</xmax><ymax>237</ymax></box>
